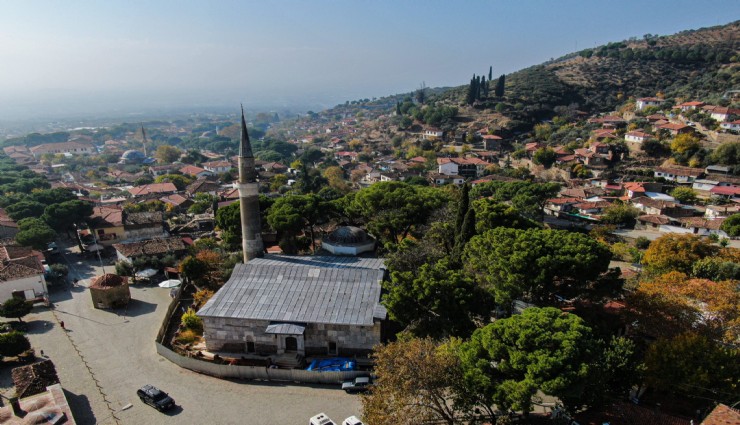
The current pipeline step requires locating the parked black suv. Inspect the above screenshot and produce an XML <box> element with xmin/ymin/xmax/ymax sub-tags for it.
<box><xmin>137</xmin><ymin>384</ymin><xmax>175</xmax><ymax>411</ymax></box>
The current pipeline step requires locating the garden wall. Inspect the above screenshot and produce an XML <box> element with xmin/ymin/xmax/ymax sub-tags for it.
<box><xmin>155</xmin><ymin>343</ymin><xmax>364</xmax><ymax>384</ymax></box>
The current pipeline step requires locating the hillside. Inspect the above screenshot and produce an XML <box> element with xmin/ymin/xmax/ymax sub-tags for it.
<box><xmin>434</xmin><ymin>21</ymin><xmax>739</xmax><ymax>128</ymax></box>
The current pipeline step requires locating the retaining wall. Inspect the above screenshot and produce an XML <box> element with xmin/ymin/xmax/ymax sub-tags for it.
<box><xmin>155</xmin><ymin>343</ymin><xmax>364</xmax><ymax>384</ymax></box>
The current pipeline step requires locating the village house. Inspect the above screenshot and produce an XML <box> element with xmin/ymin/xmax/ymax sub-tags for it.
<box><xmin>148</xmin><ymin>164</ymin><xmax>179</xmax><ymax>177</ymax></box>
<box><xmin>124</xmin><ymin>211</ymin><xmax>166</xmax><ymax>241</ymax></box>
<box><xmin>544</xmin><ymin>197</ymin><xmax>581</xmax><ymax>216</ymax></box>
<box><xmin>29</xmin><ymin>141</ymin><xmax>95</xmax><ymax>158</ymax></box>
<box><xmin>704</xmin><ymin>204</ymin><xmax>740</xmax><ymax>219</ymax></box>
<box><xmin>654</xmin><ymin>166</ymin><xmax>704</xmax><ymax>184</ymax></box>
<box><xmin>720</xmin><ymin>119</ymin><xmax>740</xmax><ymax>131</ymax></box>
<box><xmin>658</xmin><ymin>122</ymin><xmax>693</xmax><ymax>136</ymax></box>
<box><xmin>198</xmin><ymin>255</ymin><xmax>387</xmax><ymax>358</ymax></box>
<box><xmin>159</xmin><ymin>193</ymin><xmax>194</xmax><ymax>212</ymax></box>
<box><xmin>704</xmin><ymin>105</ymin><xmax>740</xmax><ymax>123</ymax></box>
<box><xmin>624</xmin><ymin>130</ymin><xmax>653</xmax><ymax>144</ymax></box>
<box><xmin>635</xmin><ymin>97</ymin><xmax>665</xmax><ymax>110</ymax></box>
<box><xmin>588</xmin><ymin>115</ymin><xmax>627</xmax><ymax>128</ymax></box>
<box><xmin>678</xmin><ymin>217</ymin><xmax>727</xmax><ymax>237</ymax></box>
<box><xmin>676</xmin><ymin>101</ymin><xmax>705</xmax><ymax>112</ymax></box>
<box><xmin>0</xmin><ymin>208</ymin><xmax>19</xmax><ymax>239</ymax></box>
<box><xmin>85</xmin><ymin>206</ymin><xmax>125</xmax><ymax>245</ymax></box>
<box><xmin>636</xmin><ymin>214</ymin><xmax>676</xmax><ymax>230</ymax></box>
<box><xmin>429</xmin><ymin>172</ymin><xmax>465</xmax><ymax>186</ymax></box>
<box><xmin>128</xmin><ymin>182</ymin><xmax>178</xmax><ymax>198</ymax></box>
<box><xmin>436</xmin><ymin>157</ymin><xmax>489</xmax><ymax>179</ymax></box>
<box><xmin>623</xmin><ymin>182</ymin><xmax>663</xmax><ymax>199</ymax></box>
<box><xmin>480</xmin><ymin>134</ymin><xmax>504</xmax><ymax>150</ymax></box>
<box><xmin>422</xmin><ymin>127</ymin><xmax>444</xmax><ymax>140</ymax></box>
<box><xmin>630</xmin><ymin>198</ymin><xmax>693</xmax><ymax>218</ymax></box>
<box><xmin>186</xmin><ymin>178</ymin><xmax>220</xmax><ymax>197</ymax></box>
<box><xmin>113</xmin><ymin>237</ymin><xmax>189</xmax><ymax>264</ymax></box>
<box><xmin>709</xmin><ymin>185</ymin><xmax>740</xmax><ymax>202</ymax></box>
<box><xmin>0</xmin><ymin>360</ymin><xmax>76</xmax><ymax>425</ymax></box>
<box><xmin>203</xmin><ymin>160</ymin><xmax>233</xmax><ymax>174</ymax></box>
<box><xmin>0</xmin><ymin>243</ymin><xmax>47</xmax><ymax>304</ymax></box>
<box><xmin>179</xmin><ymin>165</ymin><xmax>212</xmax><ymax>179</ymax></box>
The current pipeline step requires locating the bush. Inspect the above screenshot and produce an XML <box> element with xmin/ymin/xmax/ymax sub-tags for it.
<box><xmin>0</xmin><ymin>331</ymin><xmax>31</xmax><ymax>357</ymax></box>
<box><xmin>635</xmin><ymin>236</ymin><xmax>651</xmax><ymax>250</ymax></box>
<box><xmin>115</xmin><ymin>261</ymin><xmax>134</xmax><ymax>277</ymax></box>
<box><xmin>181</xmin><ymin>308</ymin><xmax>203</xmax><ymax>333</ymax></box>
<box><xmin>175</xmin><ymin>329</ymin><xmax>198</xmax><ymax>345</ymax></box>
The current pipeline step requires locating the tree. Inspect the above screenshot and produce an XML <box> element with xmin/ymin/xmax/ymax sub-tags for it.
<box><xmin>720</xmin><ymin>213</ymin><xmax>740</xmax><ymax>237</ymax></box>
<box><xmin>670</xmin><ymin>133</ymin><xmax>701</xmax><ymax>155</ymax></box>
<box><xmin>627</xmin><ymin>271</ymin><xmax>740</xmax><ymax>343</ymax></box>
<box><xmin>0</xmin><ymin>297</ymin><xmax>33</xmax><ymax>323</ymax></box>
<box><xmin>43</xmin><ymin>200</ymin><xmax>94</xmax><ymax>234</ymax></box>
<box><xmin>181</xmin><ymin>149</ymin><xmax>206</xmax><ymax>165</ymax></box>
<box><xmin>0</xmin><ymin>331</ymin><xmax>31</xmax><ymax>358</ymax></box>
<box><xmin>669</xmin><ymin>186</ymin><xmax>698</xmax><ymax>204</ymax></box>
<box><xmin>266</xmin><ymin>194</ymin><xmax>325</xmax><ymax>254</ymax></box>
<box><xmin>463</xmin><ymin>228</ymin><xmax>613</xmax><ymax>307</ymax></box>
<box><xmin>15</xmin><ymin>221</ymin><xmax>56</xmax><ymax>250</ymax></box>
<box><xmin>473</xmin><ymin>199</ymin><xmax>538</xmax><ymax>232</ymax></box>
<box><xmin>155</xmin><ymin>145</ymin><xmax>181</xmax><ymax>163</ymax></box>
<box><xmin>642</xmin><ymin>234</ymin><xmax>717</xmax><ymax>275</ymax></box>
<box><xmin>600</xmin><ymin>202</ymin><xmax>639</xmax><ymax>226</ymax></box>
<box><xmin>457</xmin><ymin>308</ymin><xmax>596</xmax><ymax>416</ymax></box>
<box><xmin>361</xmin><ymin>337</ymin><xmax>467</xmax><ymax>425</ymax></box>
<box><xmin>384</xmin><ymin>259</ymin><xmax>493</xmax><ymax>339</ymax></box>
<box><xmin>643</xmin><ymin>333</ymin><xmax>739</xmax><ymax>403</ymax></box>
<box><xmin>488</xmin><ymin>65</ymin><xmax>493</xmax><ymax>81</ymax></box>
<box><xmin>532</xmin><ymin>147</ymin><xmax>556</xmax><ymax>168</ymax></box>
<box><xmin>494</xmin><ymin>74</ymin><xmax>505</xmax><ymax>97</ymax></box>
<box><xmin>345</xmin><ymin>182</ymin><xmax>447</xmax><ymax>246</ymax></box>
<box><xmin>154</xmin><ymin>174</ymin><xmax>193</xmax><ymax>191</ymax></box>
<box><xmin>323</xmin><ymin>166</ymin><xmax>351</xmax><ymax>193</ymax></box>
<box><xmin>4</xmin><ymin>200</ymin><xmax>46</xmax><ymax>221</ymax></box>
<box><xmin>709</xmin><ymin>141</ymin><xmax>740</xmax><ymax>167</ymax></box>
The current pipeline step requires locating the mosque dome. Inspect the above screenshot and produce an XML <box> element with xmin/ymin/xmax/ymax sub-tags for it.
<box><xmin>325</xmin><ymin>226</ymin><xmax>368</xmax><ymax>245</ymax></box>
<box><xmin>322</xmin><ymin>226</ymin><xmax>375</xmax><ymax>256</ymax></box>
<box><xmin>121</xmin><ymin>150</ymin><xmax>145</xmax><ymax>163</ymax></box>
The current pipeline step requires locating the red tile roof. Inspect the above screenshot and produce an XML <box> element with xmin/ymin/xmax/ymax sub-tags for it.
<box><xmin>128</xmin><ymin>183</ymin><xmax>177</xmax><ymax>196</ymax></box>
<box><xmin>702</xmin><ymin>404</ymin><xmax>740</xmax><ymax>425</ymax></box>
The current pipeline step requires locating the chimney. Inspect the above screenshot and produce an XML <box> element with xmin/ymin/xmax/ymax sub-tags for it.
<box><xmin>9</xmin><ymin>396</ymin><xmax>24</xmax><ymax>417</ymax></box>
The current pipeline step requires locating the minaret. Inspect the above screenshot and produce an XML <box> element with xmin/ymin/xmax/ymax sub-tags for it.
<box><xmin>140</xmin><ymin>124</ymin><xmax>148</xmax><ymax>157</ymax></box>
<box><xmin>238</xmin><ymin>106</ymin><xmax>264</xmax><ymax>262</ymax></box>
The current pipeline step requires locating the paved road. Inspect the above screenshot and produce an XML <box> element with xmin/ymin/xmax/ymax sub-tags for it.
<box><xmin>14</xmin><ymin>244</ymin><xmax>362</xmax><ymax>425</ymax></box>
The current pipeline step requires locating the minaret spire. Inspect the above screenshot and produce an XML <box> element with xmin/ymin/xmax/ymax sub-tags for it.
<box><xmin>140</xmin><ymin>124</ymin><xmax>148</xmax><ymax>157</ymax></box>
<box><xmin>238</xmin><ymin>105</ymin><xmax>263</xmax><ymax>262</ymax></box>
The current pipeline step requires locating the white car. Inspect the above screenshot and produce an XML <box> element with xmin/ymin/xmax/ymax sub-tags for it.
<box><xmin>343</xmin><ymin>416</ymin><xmax>364</xmax><ymax>425</ymax></box>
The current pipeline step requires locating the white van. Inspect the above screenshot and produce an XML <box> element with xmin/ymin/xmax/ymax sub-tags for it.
<box><xmin>343</xmin><ymin>416</ymin><xmax>364</xmax><ymax>425</ymax></box>
<box><xmin>310</xmin><ymin>413</ymin><xmax>336</xmax><ymax>425</ymax></box>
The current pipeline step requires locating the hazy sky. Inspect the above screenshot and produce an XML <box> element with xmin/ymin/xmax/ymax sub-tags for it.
<box><xmin>0</xmin><ymin>1</ymin><xmax>737</xmax><ymax>120</ymax></box>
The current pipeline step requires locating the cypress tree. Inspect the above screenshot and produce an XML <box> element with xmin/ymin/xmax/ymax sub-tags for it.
<box><xmin>452</xmin><ymin>208</ymin><xmax>476</xmax><ymax>260</ymax></box>
<box><xmin>488</xmin><ymin>66</ymin><xmax>493</xmax><ymax>81</ymax></box>
<box><xmin>495</xmin><ymin>74</ymin><xmax>506</xmax><ymax>97</ymax></box>
<box><xmin>396</xmin><ymin>101</ymin><xmax>401</xmax><ymax>116</ymax></box>
<box><xmin>481</xmin><ymin>76</ymin><xmax>487</xmax><ymax>97</ymax></box>
<box><xmin>466</xmin><ymin>75</ymin><xmax>477</xmax><ymax>105</ymax></box>
<box><xmin>455</xmin><ymin>183</ymin><xmax>470</xmax><ymax>233</ymax></box>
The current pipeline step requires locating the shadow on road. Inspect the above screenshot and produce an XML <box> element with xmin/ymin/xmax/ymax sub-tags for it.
<box><xmin>118</xmin><ymin>298</ymin><xmax>158</xmax><ymax>318</ymax></box>
<box><xmin>164</xmin><ymin>404</ymin><xmax>184</xmax><ymax>416</ymax></box>
<box><xmin>25</xmin><ymin>319</ymin><xmax>55</xmax><ymax>335</ymax></box>
<box><xmin>64</xmin><ymin>389</ymin><xmax>98</xmax><ymax>425</ymax></box>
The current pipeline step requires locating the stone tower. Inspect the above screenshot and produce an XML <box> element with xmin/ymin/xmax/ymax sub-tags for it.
<box><xmin>238</xmin><ymin>106</ymin><xmax>264</xmax><ymax>262</ymax></box>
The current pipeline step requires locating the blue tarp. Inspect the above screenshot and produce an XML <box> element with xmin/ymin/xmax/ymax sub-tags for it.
<box><xmin>306</xmin><ymin>358</ymin><xmax>356</xmax><ymax>372</ymax></box>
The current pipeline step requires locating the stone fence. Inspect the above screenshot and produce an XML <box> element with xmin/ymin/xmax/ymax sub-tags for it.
<box><xmin>155</xmin><ymin>342</ymin><xmax>365</xmax><ymax>384</ymax></box>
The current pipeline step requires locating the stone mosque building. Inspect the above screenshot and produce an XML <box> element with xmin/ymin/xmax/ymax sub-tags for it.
<box><xmin>197</xmin><ymin>108</ymin><xmax>387</xmax><ymax>358</ymax></box>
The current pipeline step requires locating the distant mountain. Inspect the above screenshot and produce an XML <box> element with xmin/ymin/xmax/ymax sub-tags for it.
<box><xmin>434</xmin><ymin>21</ymin><xmax>739</xmax><ymax>128</ymax></box>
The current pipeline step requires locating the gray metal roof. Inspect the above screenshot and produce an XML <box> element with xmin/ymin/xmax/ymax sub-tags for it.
<box><xmin>265</xmin><ymin>322</ymin><xmax>306</xmax><ymax>335</ymax></box>
<box><xmin>198</xmin><ymin>255</ymin><xmax>387</xmax><ymax>326</ymax></box>
<box><xmin>246</xmin><ymin>255</ymin><xmax>386</xmax><ymax>270</ymax></box>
